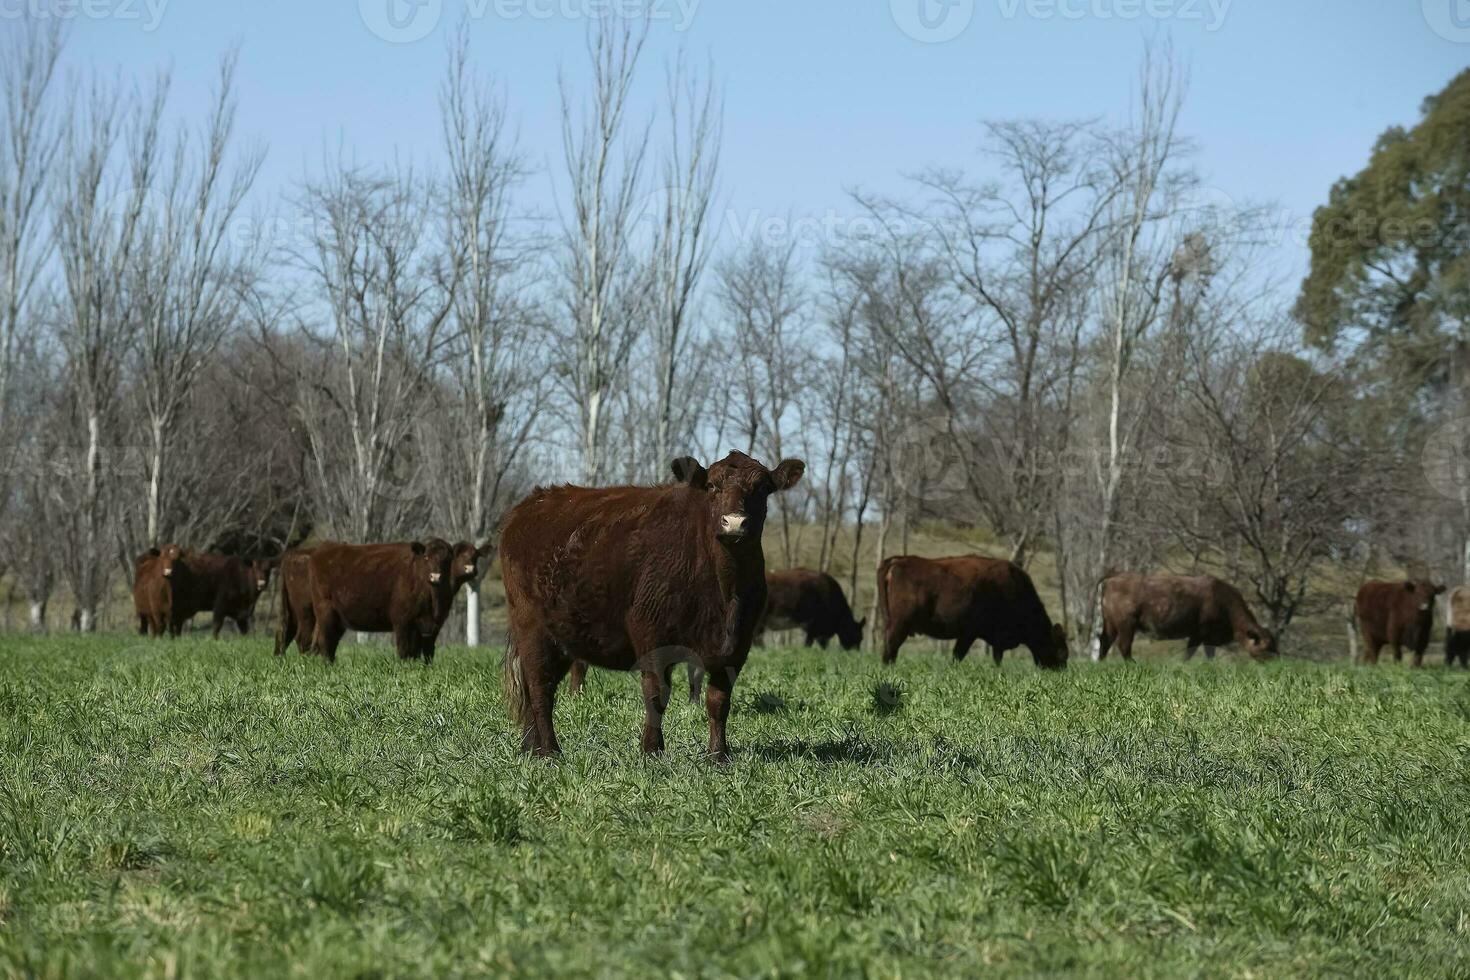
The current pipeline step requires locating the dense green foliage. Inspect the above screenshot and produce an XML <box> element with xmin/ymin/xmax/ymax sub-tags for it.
<box><xmin>1298</xmin><ymin>68</ymin><xmax>1470</xmax><ymax>384</ymax></box>
<box><xmin>2</xmin><ymin>636</ymin><xmax>1469</xmax><ymax>978</ymax></box>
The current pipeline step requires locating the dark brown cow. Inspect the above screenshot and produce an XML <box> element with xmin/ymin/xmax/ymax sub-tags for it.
<box><xmin>148</xmin><ymin>547</ymin><xmax>274</xmax><ymax>637</ymax></box>
<box><xmin>417</xmin><ymin>541</ymin><xmax>492</xmax><ymax>663</ymax></box>
<box><xmin>877</xmin><ymin>555</ymin><xmax>1067</xmax><ymax>669</ymax></box>
<box><xmin>500</xmin><ymin>451</ymin><xmax>804</xmax><ymax>760</ymax></box>
<box><xmin>306</xmin><ymin>539</ymin><xmax>455</xmax><ymax>663</ymax></box>
<box><xmin>1445</xmin><ymin>586</ymin><xmax>1470</xmax><ymax>667</ymax></box>
<box><xmin>760</xmin><ymin>568</ymin><xmax>866</xmax><ymax>651</ymax></box>
<box><xmin>132</xmin><ymin>547</ymin><xmax>165</xmax><ymax>636</ymax></box>
<box><xmin>1099</xmin><ymin>574</ymin><xmax>1276</xmax><ymax>661</ymax></box>
<box><xmin>274</xmin><ymin>547</ymin><xmax>317</xmax><ymax>657</ymax></box>
<box><xmin>1355</xmin><ymin>579</ymin><xmax>1444</xmax><ymax>666</ymax></box>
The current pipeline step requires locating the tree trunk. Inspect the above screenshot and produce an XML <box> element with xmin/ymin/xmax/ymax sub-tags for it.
<box><xmin>466</xmin><ymin>581</ymin><xmax>481</xmax><ymax>647</ymax></box>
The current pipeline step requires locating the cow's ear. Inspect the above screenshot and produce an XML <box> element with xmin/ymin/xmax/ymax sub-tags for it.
<box><xmin>476</xmin><ymin>542</ymin><xmax>493</xmax><ymax>560</ymax></box>
<box><xmin>411</xmin><ymin>542</ymin><xmax>427</xmax><ymax>556</ymax></box>
<box><xmin>671</xmin><ymin>456</ymin><xmax>707</xmax><ymax>489</ymax></box>
<box><xmin>771</xmin><ymin>458</ymin><xmax>805</xmax><ymax>491</ymax></box>
<box><xmin>149</xmin><ymin>547</ymin><xmax>161</xmax><ymax>558</ymax></box>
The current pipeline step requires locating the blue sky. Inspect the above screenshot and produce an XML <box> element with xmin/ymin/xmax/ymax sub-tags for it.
<box><xmin>42</xmin><ymin>0</ymin><xmax>1470</xmax><ymax>283</ymax></box>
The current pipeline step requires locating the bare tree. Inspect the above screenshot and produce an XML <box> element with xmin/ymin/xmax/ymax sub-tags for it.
<box><xmin>647</xmin><ymin>54</ymin><xmax>721</xmax><ymax>477</ymax></box>
<box><xmin>131</xmin><ymin>53</ymin><xmax>264</xmax><ymax>545</ymax></box>
<box><xmin>557</xmin><ymin>17</ymin><xmax>651</xmax><ymax>485</ymax></box>
<box><xmin>51</xmin><ymin>74</ymin><xmax>165</xmax><ymax>630</ymax></box>
<box><xmin>293</xmin><ymin>162</ymin><xmax>456</xmax><ymax>542</ymax></box>
<box><xmin>1061</xmin><ymin>43</ymin><xmax>1196</xmax><ymax>659</ymax></box>
<box><xmin>0</xmin><ymin>19</ymin><xmax>63</xmax><ymax>473</ymax></box>
<box><xmin>915</xmin><ymin>119</ymin><xmax>1120</xmax><ymax>563</ymax></box>
<box><xmin>717</xmin><ymin>237</ymin><xmax>808</xmax><ymax>564</ymax></box>
<box><xmin>433</xmin><ymin>27</ymin><xmax>545</xmax><ymax>645</ymax></box>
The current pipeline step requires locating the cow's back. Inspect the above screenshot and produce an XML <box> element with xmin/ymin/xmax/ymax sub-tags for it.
<box><xmin>501</xmin><ymin>483</ymin><xmax>723</xmax><ymax>666</ymax></box>
<box><xmin>309</xmin><ymin>544</ymin><xmax>416</xmax><ymax>632</ymax></box>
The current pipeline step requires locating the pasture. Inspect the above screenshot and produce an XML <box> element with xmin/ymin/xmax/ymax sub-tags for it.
<box><xmin>2</xmin><ymin>636</ymin><xmax>1468</xmax><ymax>978</ymax></box>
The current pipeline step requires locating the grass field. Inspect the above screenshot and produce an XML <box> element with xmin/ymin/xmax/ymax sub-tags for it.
<box><xmin>2</xmin><ymin>636</ymin><xmax>1469</xmax><ymax>978</ymax></box>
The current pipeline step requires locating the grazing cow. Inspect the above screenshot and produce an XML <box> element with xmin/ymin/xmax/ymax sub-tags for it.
<box><xmin>274</xmin><ymin>548</ymin><xmax>317</xmax><ymax>657</ymax></box>
<box><xmin>759</xmin><ymin>568</ymin><xmax>866</xmax><ymax>651</ymax></box>
<box><xmin>877</xmin><ymin>555</ymin><xmax>1067</xmax><ymax>669</ymax></box>
<box><xmin>500</xmin><ymin>451</ymin><xmax>804</xmax><ymax>760</ymax></box>
<box><xmin>1446</xmin><ymin>587</ymin><xmax>1470</xmax><ymax>667</ymax></box>
<box><xmin>1355</xmin><ymin>579</ymin><xmax>1444</xmax><ymax>666</ymax></box>
<box><xmin>132</xmin><ymin>547</ymin><xmax>165</xmax><ymax>636</ymax></box>
<box><xmin>1099</xmin><ymin>574</ymin><xmax>1277</xmax><ymax>662</ymax></box>
<box><xmin>164</xmin><ymin>551</ymin><xmax>275</xmax><ymax>637</ymax></box>
<box><xmin>306</xmin><ymin>540</ymin><xmax>456</xmax><ymax>663</ymax></box>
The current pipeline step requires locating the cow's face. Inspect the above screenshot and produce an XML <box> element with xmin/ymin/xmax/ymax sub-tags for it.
<box><xmin>1405</xmin><ymin>580</ymin><xmax>1445</xmax><ymax>615</ymax></box>
<box><xmin>413</xmin><ymin>538</ymin><xmax>455</xmax><ymax>587</ymax></box>
<box><xmin>672</xmin><ymin>451</ymin><xmax>805</xmax><ymax>549</ymax></box>
<box><xmin>451</xmin><ymin>541</ymin><xmax>489</xmax><ymax>589</ymax></box>
<box><xmin>839</xmin><ymin>617</ymin><xmax>866</xmax><ymax>651</ymax></box>
<box><xmin>158</xmin><ymin>544</ymin><xmax>186</xmax><ymax>580</ymax></box>
<box><xmin>1244</xmin><ymin>627</ymin><xmax>1278</xmax><ymax>659</ymax></box>
<box><xmin>1034</xmin><ymin>622</ymin><xmax>1069</xmax><ymax>670</ymax></box>
<box><xmin>248</xmin><ymin>559</ymin><xmax>272</xmax><ymax>594</ymax></box>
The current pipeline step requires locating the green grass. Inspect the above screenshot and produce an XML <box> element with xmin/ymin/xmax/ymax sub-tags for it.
<box><xmin>2</xmin><ymin>636</ymin><xmax>1469</xmax><ymax>978</ymax></box>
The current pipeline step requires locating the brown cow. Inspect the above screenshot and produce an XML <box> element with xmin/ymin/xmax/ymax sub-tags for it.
<box><xmin>1099</xmin><ymin>574</ymin><xmax>1277</xmax><ymax>661</ymax></box>
<box><xmin>760</xmin><ymin>568</ymin><xmax>866</xmax><ymax>651</ymax></box>
<box><xmin>149</xmin><ymin>547</ymin><xmax>274</xmax><ymax>638</ymax></box>
<box><xmin>877</xmin><ymin>555</ymin><xmax>1067</xmax><ymax>669</ymax></box>
<box><xmin>132</xmin><ymin>547</ymin><xmax>165</xmax><ymax>636</ymax></box>
<box><xmin>500</xmin><ymin>451</ymin><xmax>804</xmax><ymax>760</ymax></box>
<box><xmin>274</xmin><ymin>548</ymin><xmax>317</xmax><ymax>657</ymax></box>
<box><xmin>306</xmin><ymin>539</ymin><xmax>455</xmax><ymax>663</ymax></box>
<box><xmin>417</xmin><ymin>541</ymin><xmax>492</xmax><ymax>663</ymax></box>
<box><xmin>1445</xmin><ymin>587</ymin><xmax>1470</xmax><ymax>667</ymax></box>
<box><xmin>1355</xmin><ymin>579</ymin><xmax>1444</xmax><ymax>666</ymax></box>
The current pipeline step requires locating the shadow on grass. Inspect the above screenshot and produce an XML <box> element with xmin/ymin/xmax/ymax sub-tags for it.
<box><xmin>746</xmin><ymin>737</ymin><xmax>891</xmax><ymax>765</ymax></box>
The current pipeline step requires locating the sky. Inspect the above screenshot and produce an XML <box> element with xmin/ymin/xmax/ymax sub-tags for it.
<box><xmin>28</xmin><ymin>0</ymin><xmax>1470</xmax><ymax>285</ymax></box>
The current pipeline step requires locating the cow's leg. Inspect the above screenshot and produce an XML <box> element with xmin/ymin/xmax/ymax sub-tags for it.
<box><xmin>211</xmin><ymin>611</ymin><xmax>226</xmax><ymax>639</ymax></box>
<box><xmin>1115</xmin><ymin>623</ymin><xmax>1136</xmax><ymax>662</ymax></box>
<box><xmin>393</xmin><ymin>624</ymin><xmax>418</xmax><ymax>660</ymax></box>
<box><xmin>236</xmin><ymin>616</ymin><xmax>250</xmax><ymax>636</ymax></box>
<box><xmin>420</xmin><ymin>636</ymin><xmax>436</xmax><ymax>665</ymax></box>
<box><xmin>315</xmin><ymin>610</ymin><xmax>345</xmax><ymax>664</ymax></box>
<box><xmin>804</xmin><ymin>633</ymin><xmax>815</xmax><ymax>648</ymax></box>
<box><xmin>137</xmin><ymin>614</ymin><xmax>147</xmax><ymax>637</ymax></box>
<box><xmin>882</xmin><ymin>622</ymin><xmax>910</xmax><ymax>666</ymax></box>
<box><xmin>567</xmin><ymin>660</ymin><xmax>587</xmax><ymax>695</ymax></box>
<box><xmin>704</xmin><ymin>664</ymin><xmax>739</xmax><ymax>763</ymax></box>
<box><xmin>1392</xmin><ymin>642</ymin><xmax>1403</xmax><ymax>663</ymax></box>
<box><xmin>1098</xmin><ymin>629</ymin><xmax>1114</xmax><ymax>660</ymax></box>
<box><xmin>639</xmin><ymin>670</ymin><xmax>669</xmax><ymax>755</ymax></box>
<box><xmin>1184</xmin><ymin>642</ymin><xmax>1198</xmax><ymax>661</ymax></box>
<box><xmin>521</xmin><ymin>643</ymin><xmax>570</xmax><ymax>758</ymax></box>
<box><xmin>1204</xmin><ymin>645</ymin><xmax>1217</xmax><ymax>660</ymax></box>
<box><xmin>275</xmin><ymin>609</ymin><xmax>294</xmax><ymax>656</ymax></box>
<box><xmin>687</xmin><ymin>663</ymin><xmax>704</xmax><ymax>703</ymax></box>
<box><xmin>1412</xmin><ymin>644</ymin><xmax>1425</xmax><ymax>668</ymax></box>
<box><xmin>951</xmin><ymin>635</ymin><xmax>976</xmax><ymax>662</ymax></box>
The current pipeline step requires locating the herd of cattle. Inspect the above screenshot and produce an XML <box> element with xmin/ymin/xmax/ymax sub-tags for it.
<box><xmin>128</xmin><ymin>450</ymin><xmax>1470</xmax><ymax>759</ymax></box>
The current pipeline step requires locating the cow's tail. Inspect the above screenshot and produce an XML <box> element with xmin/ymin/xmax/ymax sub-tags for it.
<box><xmin>876</xmin><ymin>556</ymin><xmax>897</xmax><ymax>636</ymax></box>
<box><xmin>501</xmin><ymin>635</ymin><xmax>529</xmax><ymax>733</ymax></box>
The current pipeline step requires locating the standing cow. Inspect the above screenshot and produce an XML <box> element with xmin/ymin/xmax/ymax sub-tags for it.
<box><xmin>417</xmin><ymin>541</ymin><xmax>491</xmax><ymax>663</ymax></box>
<box><xmin>877</xmin><ymin>555</ymin><xmax>1067</xmax><ymax>669</ymax></box>
<box><xmin>306</xmin><ymin>540</ymin><xmax>456</xmax><ymax>663</ymax></box>
<box><xmin>1355</xmin><ymin>579</ymin><xmax>1443</xmax><ymax>666</ymax></box>
<box><xmin>132</xmin><ymin>547</ymin><xmax>166</xmax><ymax>636</ymax></box>
<box><xmin>500</xmin><ymin>451</ymin><xmax>804</xmax><ymax>760</ymax></box>
<box><xmin>760</xmin><ymin>568</ymin><xmax>866</xmax><ymax>651</ymax></box>
<box><xmin>1099</xmin><ymin>574</ymin><xmax>1277</xmax><ymax>661</ymax></box>
<box><xmin>143</xmin><ymin>547</ymin><xmax>274</xmax><ymax>638</ymax></box>
<box><xmin>1446</xmin><ymin>587</ymin><xmax>1470</xmax><ymax>667</ymax></box>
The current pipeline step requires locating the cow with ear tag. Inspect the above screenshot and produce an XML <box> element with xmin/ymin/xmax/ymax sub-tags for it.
<box><xmin>501</xmin><ymin>451</ymin><xmax>804</xmax><ymax>761</ymax></box>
